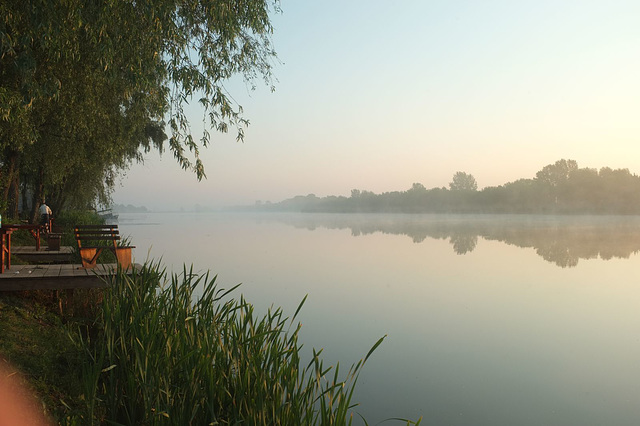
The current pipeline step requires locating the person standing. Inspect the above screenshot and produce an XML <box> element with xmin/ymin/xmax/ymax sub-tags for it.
<box><xmin>39</xmin><ymin>201</ymin><xmax>52</xmax><ymax>232</ymax></box>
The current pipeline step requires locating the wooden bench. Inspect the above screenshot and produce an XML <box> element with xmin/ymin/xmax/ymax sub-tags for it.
<box><xmin>74</xmin><ymin>225</ymin><xmax>135</xmax><ymax>269</ymax></box>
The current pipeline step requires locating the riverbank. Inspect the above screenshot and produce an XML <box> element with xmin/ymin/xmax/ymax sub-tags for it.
<box><xmin>0</xmin><ymin>288</ymin><xmax>101</xmax><ymax>422</ymax></box>
<box><xmin>0</xmin><ymin>263</ymin><xmax>419</xmax><ymax>425</ymax></box>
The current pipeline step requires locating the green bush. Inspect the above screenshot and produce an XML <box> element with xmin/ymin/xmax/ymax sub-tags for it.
<box><xmin>53</xmin><ymin>211</ymin><xmax>104</xmax><ymax>247</ymax></box>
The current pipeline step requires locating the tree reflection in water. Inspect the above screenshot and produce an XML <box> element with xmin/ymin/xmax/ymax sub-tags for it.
<box><xmin>450</xmin><ymin>234</ymin><xmax>478</xmax><ymax>255</ymax></box>
<box><xmin>272</xmin><ymin>213</ymin><xmax>640</xmax><ymax>268</ymax></box>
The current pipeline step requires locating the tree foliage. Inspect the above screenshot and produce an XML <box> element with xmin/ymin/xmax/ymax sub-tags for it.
<box><xmin>0</xmin><ymin>0</ymin><xmax>280</xmax><ymax>219</ymax></box>
<box><xmin>449</xmin><ymin>171</ymin><xmax>478</xmax><ymax>191</ymax></box>
<box><xmin>535</xmin><ymin>159</ymin><xmax>578</xmax><ymax>187</ymax></box>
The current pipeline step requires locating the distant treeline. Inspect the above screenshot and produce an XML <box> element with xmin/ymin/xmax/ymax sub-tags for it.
<box><xmin>249</xmin><ymin>160</ymin><xmax>640</xmax><ymax>214</ymax></box>
<box><xmin>113</xmin><ymin>203</ymin><xmax>149</xmax><ymax>213</ymax></box>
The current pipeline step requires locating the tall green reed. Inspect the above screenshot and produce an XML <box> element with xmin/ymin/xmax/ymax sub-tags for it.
<box><xmin>76</xmin><ymin>262</ymin><xmax>420</xmax><ymax>425</ymax></box>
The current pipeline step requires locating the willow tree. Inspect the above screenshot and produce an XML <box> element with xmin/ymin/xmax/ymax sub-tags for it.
<box><xmin>0</xmin><ymin>0</ymin><xmax>279</xmax><ymax>218</ymax></box>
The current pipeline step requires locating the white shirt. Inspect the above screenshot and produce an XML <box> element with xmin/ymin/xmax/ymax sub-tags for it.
<box><xmin>39</xmin><ymin>204</ymin><xmax>52</xmax><ymax>215</ymax></box>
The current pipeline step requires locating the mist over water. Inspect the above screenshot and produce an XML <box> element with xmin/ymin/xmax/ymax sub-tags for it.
<box><xmin>119</xmin><ymin>212</ymin><xmax>640</xmax><ymax>425</ymax></box>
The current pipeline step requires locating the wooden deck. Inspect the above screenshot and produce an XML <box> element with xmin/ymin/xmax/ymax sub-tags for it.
<box><xmin>12</xmin><ymin>246</ymin><xmax>75</xmax><ymax>263</ymax></box>
<box><xmin>0</xmin><ymin>263</ymin><xmax>143</xmax><ymax>291</ymax></box>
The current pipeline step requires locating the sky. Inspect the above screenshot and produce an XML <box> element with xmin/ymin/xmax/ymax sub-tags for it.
<box><xmin>113</xmin><ymin>0</ymin><xmax>640</xmax><ymax>211</ymax></box>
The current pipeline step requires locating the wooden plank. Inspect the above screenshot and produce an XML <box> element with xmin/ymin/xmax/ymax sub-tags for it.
<box><xmin>44</xmin><ymin>264</ymin><xmax>62</xmax><ymax>277</ymax></box>
<box><xmin>73</xmin><ymin>266</ymin><xmax>89</xmax><ymax>276</ymax></box>
<box><xmin>26</xmin><ymin>266</ymin><xmax>48</xmax><ymax>278</ymax></box>
<box><xmin>0</xmin><ymin>263</ymin><xmax>143</xmax><ymax>291</ymax></box>
<box><xmin>12</xmin><ymin>246</ymin><xmax>74</xmax><ymax>254</ymax></box>
<box><xmin>12</xmin><ymin>246</ymin><xmax>74</xmax><ymax>264</ymax></box>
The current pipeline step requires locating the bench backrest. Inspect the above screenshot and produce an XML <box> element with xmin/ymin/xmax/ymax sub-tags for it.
<box><xmin>74</xmin><ymin>225</ymin><xmax>120</xmax><ymax>250</ymax></box>
<box><xmin>75</xmin><ymin>224</ymin><xmax>119</xmax><ymax>230</ymax></box>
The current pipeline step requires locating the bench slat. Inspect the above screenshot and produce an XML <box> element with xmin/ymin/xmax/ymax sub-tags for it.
<box><xmin>80</xmin><ymin>245</ymin><xmax>135</xmax><ymax>249</ymax></box>
<box><xmin>75</xmin><ymin>233</ymin><xmax>120</xmax><ymax>237</ymax></box>
<box><xmin>76</xmin><ymin>239</ymin><xmax>121</xmax><ymax>243</ymax></box>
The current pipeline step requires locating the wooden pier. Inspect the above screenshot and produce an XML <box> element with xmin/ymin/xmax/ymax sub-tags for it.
<box><xmin>0</xmin><ymin>263</ymin><xmax>143</xmax><ymax>291</ymax></box>
<box><xmin>12</xmin><ymin>246</ymin><xmax>75</xmax><ymax>264</ymax></box>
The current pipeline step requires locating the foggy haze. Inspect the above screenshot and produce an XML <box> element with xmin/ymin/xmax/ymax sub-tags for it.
<box><xmin>113</xmin><ymin>0</ymin><xmax>640</xmax><ymax>211</ymax></box>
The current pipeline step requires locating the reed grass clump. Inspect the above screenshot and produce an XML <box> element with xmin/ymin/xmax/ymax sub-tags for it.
<box><xmin>74</xmin><ymin>262</ymin><xmax>416</xmax><ymax>425</ymax></box>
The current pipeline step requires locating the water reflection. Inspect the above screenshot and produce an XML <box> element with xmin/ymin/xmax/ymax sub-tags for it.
<box><xmin>267</xmin><ymin>214</ymin><xmax>640</xmax><ymax>268</ymax></box>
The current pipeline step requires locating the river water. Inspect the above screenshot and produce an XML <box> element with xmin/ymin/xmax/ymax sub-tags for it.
<box><xmin>117</xmin><ymin>212</ymin><xmax>640</xmax><ymax>425</ymax></box>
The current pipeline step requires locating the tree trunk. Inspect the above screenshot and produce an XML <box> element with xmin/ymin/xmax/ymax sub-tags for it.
<box><xmin>8</xmin><ymin>173</ymin><xmax>19</xmax><ymax>218</ymax></box>
<box><xmin>20</xmin><ymin>181</ymin><xmax>29</xmax><ymax>220</ymax></box>
<box><xmin>49</xmin><ymin>184</ymin><xmax>65</xmax><ymax>218</ymax></box>
<box><xmin>30</xmin><ymin>167</ymin><xmax>45</xmax><ymax>224</ymax></box>
<box><xmin>1</xmin><ymin>150</ymin><xmax>19</xmax><ymax>215</ymax></box>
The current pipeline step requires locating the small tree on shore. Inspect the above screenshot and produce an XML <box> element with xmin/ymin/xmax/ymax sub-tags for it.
<box><xmin>449</xmin><ymin>172</ymin><xmax>478</xmax><ymax>191</ymax></box>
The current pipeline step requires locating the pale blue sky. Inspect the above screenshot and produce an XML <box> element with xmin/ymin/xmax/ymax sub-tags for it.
<box><xmin>114</xmin><ymin>0</ymin><xmax>640</xmax><ymax>210</ymax></box>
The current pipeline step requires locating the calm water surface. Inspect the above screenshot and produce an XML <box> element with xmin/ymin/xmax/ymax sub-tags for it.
<box><xmin>118</xmin><ymin>212</ymin><xmax>640</xmax><ymax>425</ymax></box>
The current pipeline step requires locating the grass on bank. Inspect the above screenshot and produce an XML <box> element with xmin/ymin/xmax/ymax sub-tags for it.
<box><xmin>0</xmin><ymin>210</ymin><xmax>109</xmax><ymax>421</ymax></box>
<box><xmin>1</xmin><ymin>261</ymin><xmax>421</xmax><ymax>425</ymax></box>
<box><xmin>0</xmin><ymin>289</ymin><xmax>103</xmax><ymax>423</ymax></box>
